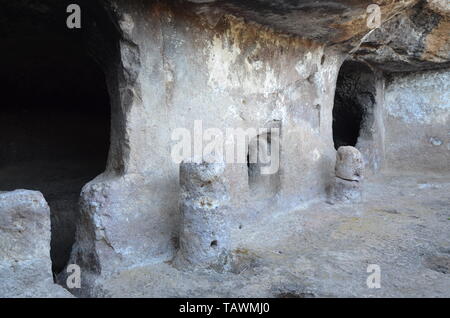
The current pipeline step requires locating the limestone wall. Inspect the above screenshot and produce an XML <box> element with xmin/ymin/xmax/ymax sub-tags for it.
<box><xmin>68</xmin><ymin>1</ymin><xmax>347</xmax><ymax>286</ymax></box>
<box><xmin>384</xmin><ymin>69</ymin><xmax>450</xmax><ymax>173</ymax></box>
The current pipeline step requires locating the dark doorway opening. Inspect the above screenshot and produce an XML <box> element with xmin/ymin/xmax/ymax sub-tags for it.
<box><xmin>0</xmin><ymin>2</ymin><xmax>112</xmax><ymax>275</ymax></box>
<box><xmin>333</xmin><ymin>61</ymin><xmax>376</xmax><ymax>150</ymax></box>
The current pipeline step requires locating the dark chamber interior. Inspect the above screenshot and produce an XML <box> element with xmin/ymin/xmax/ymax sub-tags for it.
<box><xmin>0</xmin><ymin>2</ymin><xmax>111</xmax><ymax>274</ymax></box>
<box><xmin>333</xmin><ymin>61</ymin><xmax>375</xmax><ymax>150</ymax></box>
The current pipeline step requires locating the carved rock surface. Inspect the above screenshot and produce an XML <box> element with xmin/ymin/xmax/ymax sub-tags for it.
<box><xmin>335</xmin><ymin>146</ymin><xmax>364</xmax><ymax>181</ymax></box>
<box><xmin>187</xmin><ymin>0</ymin><xmax>419</xmax><ymax>45</ymax></box>
<box><xmin>330</xmin><ymin>147</ymin><xmax>364</xmax><ymax>203</ymax></box>
<box><xmin>331</xmin><ymin>177</ymin><xmax>363</xmax><ymax>203</ymax></box>
<box><xmin>175</xmin><ymin>160</ymin><xmax>231</xmax><ymax>269</ymax></box>
<box><xmin>354</xmin><ymin>0</ymin><xmax>450</xmax><ymax>72</ymax></box>
<box><xmin>0</xmin><ymin>190</ymin><xmax>72</xmax><ymax>297</ymax></box>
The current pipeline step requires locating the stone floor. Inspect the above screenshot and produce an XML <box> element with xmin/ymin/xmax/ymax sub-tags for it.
<box><xmin>95</xmin><ymin>172</ymin><xmax>450</xmax><ymax>298</ymax></box>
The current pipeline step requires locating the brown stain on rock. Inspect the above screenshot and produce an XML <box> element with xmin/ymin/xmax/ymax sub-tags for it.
<box><xmin>422</xmin><ymin>18</ymin><xmax>450</xmax><ymax>62</ymax></box>
<box><xmin>330</xmin><ymin>0</ymin><xmax>419</xmax><ymax>44</ymax></box>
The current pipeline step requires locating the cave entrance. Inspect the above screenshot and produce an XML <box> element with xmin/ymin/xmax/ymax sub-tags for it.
<box><xmin>333</xmin><ymin>61</ymin><xmax>376</xmax><ymax>150</ymax></box>
<box><xmin>0</xmin><ymin>1</ymin><xmax>115</xmax><ymax>275</ymax></box>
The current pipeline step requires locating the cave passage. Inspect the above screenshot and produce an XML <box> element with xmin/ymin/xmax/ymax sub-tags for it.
<box><xmin>0</xmin><ymin>23</ymin><xmax>111</xmax><ymax>273</ymax></box>
<box><xmin>333</xmin><ymin>61</ymin><xmax>376</xmax><ymax>150</ymax></box>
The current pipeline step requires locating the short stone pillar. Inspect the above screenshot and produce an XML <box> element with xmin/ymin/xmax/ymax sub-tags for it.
<box><xmin>175</xmin><ymin>159</ymin><xmax>231</xmax><ymax>268</ymax></box>
<box><xmin>330</xmin><ymin>146</ymin><xmax>364</xmax><ymax>202</ymax></box>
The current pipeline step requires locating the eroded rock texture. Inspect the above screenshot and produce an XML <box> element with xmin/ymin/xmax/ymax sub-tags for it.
<box><xmin>63</xmin><ymin>0</ymin><xmax>345</xmax><ymax>290</ymax></box>
<box><xmin>335</xmin><ymin>146</ymin><xmax>364</xmax><ymax>181</ymax></box>
<box><xmin>188</xmin><ymin>0</ymin><xmax>419</xmax><ymax>44</ymax></box>
<box><xmin>0</xmin><ymin>191</ymin><xmax>72</xmax><ymax>297</ymax></box>
<box><xmin>354</xmin><ymin>0</ymin><xmax>450</xmax><ymax>72</ymax></box>
<box><xmin>0</xmin><ymin>0</ymin><xmax>448</xmax><ymax>298</ymax></box>
<box><xmin>384</xmin><ymin>69</ymin><xmax>450</xmax><ymax>173</ymax></box>
<box><xmin>175</xmin><ymin>160</ymin><xmax>231</xmax><ymax>268</ymax></box>
<box><xmin>59</xmin><ymin>0</ymin><xmax>449</xmax><ymax>295</ymax></box>
<box><xmin>330</xmin><ymin>147</ymin><xmax>364</xmax><ymax>203</ymax></box>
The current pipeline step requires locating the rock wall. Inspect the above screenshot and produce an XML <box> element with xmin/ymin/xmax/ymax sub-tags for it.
<box><xmin>66</xmin><ymin>0</ymin><xmax>351</xmax><ymax>292</ymax></box>
<box><xmin>384</xmin><ymin>68</ymin><xmax>450</xmax><ymax>173</ymax></box>
<box><xmin>1</xmin><ymin>0</ymin><xmax>448</xmax><ymax>297</ymax></box>
<box><xmin>355</xmin><ymin>0</ymin><xmax>450</xmax><ymax>72</ymax></box>
<box><xmin>352</xmin><ymin>0</ymin><xmax>450</xmax><ymax>173</ymax></box>
<box><xmin>65</xmin><ymin>1</ymin><xmax>449</xmax><ymax>295</ymax></box>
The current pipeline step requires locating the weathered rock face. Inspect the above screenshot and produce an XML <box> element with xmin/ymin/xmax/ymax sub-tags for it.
<box><xmin>354</xmin><ymin>0</ymin><xmax>450</xmax><ymax>72</ymax></box>
<box><xmin>63</xmin><ymin>0</ymin><xmax>348</xmax><ymax>289</ymax></box>
<box><xmin>58</xmin><ymin>173</ymin><xmax>181</xmax><ymax>297</ymax></box>
<box><xmin>58</xmin><ymin>0</ymin><xmax>448</xmax><ymax>294</ymax></box>
<box><xmin>347</xmin><ymin>0</ymin><xmax>450</xmax><ymax>174</ymax></box>
<box><xmin>188</xmin><ymin>0</ymin><xmax>419</xmax><ymax>45</ymax></box>
<box><xmin>1</xmin><ymin>0</ymin><xmax>449</xmax><ymax>298</ymax></box>
<box><xmin>0</xmin><ymin>190</ymin><xmax>72</xmax><ymax>297</ymax></box>
<box><xmin>330</xmin><ymin>176</ymin><xmax>363</xmax><ymax>203</ymax></box>
<box><xmin>383</xmin><ymin>69</ymin><xmax>450</xmax><ymax>173</ymax></box>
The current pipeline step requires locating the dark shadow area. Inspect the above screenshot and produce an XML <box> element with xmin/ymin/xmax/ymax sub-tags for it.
<box><xmin>333</xmin><ymin>61</ymin><xmax>376</xmax><ymax>150</ymax></box>
<box><xmin>0</xmin><ymin>1</ymin><xmax>112</xmax><ymax>275</ymax></box>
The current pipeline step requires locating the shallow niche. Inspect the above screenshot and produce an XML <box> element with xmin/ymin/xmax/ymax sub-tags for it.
<box><xmin>247</xmin><ymin>121</ymin><xmax>282</xmax><ymax>200</ymax></box>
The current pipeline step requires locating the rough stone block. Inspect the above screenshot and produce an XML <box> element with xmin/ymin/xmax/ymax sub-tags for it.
<box><xmin>335</xmin><ymin>146</ymin><xmax>364</xmax><ymax>181</ymax></box>
<box><xmin>0</xmin><ymin>190</ymin><xmax>72</xmax><ymax>297</ymax></box>
<box><xmin>331</xmin><ymin>177</ymin><xmax>362</xmax><ymax>203</ymax></box>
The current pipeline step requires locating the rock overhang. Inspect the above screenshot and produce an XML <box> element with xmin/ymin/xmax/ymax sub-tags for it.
<box><xmin>186</xmin><ymin>0</ymin><xmax>449</xmax><ymax>72</ymax></box>
<box><xmin>187</xmin><ymin>0</ymin><xmax>420</xmax><ymax>44</ymax></box>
